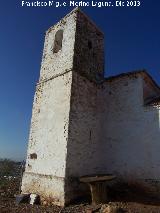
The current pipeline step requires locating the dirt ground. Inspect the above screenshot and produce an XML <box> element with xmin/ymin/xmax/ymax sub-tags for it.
<box><xmin>1</xmin><ymin>177</ymin><xmax>160</xmax><ymax>213</ymax></box>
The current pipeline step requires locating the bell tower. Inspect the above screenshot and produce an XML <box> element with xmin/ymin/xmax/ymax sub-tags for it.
<box><xmin>21</xmin><ymin>8</ymin><xmax>104</xmax><ymax>206</ymax></box>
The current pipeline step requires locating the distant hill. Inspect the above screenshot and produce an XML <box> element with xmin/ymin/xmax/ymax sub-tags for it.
<box><xmin>0</xmin><ymin>159</ymin><xmax>23</xmax><ymax>177</ymax></box>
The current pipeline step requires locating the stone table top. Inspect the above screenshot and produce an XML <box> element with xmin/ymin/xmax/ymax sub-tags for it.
<box><xmin>79</xmin><ymin>175</ymin><xmax>116</xmax><ymax>183</ymax></box>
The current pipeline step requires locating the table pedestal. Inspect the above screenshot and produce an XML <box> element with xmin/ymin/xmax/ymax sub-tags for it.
<box><xmin>89</xmin><ymin>181</ymin><xmax>108</xmax><ymax>205</ymax></box>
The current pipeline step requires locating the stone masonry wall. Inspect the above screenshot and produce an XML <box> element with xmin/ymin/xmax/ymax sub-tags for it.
<box><xmin>21</xmin><ymin>9</ymin><xmax>79</xmax><ymax>206</ymax></box>
<box><xmin>66</xmin><ymin>72</ymin><xmax>104</xmax><ymax>177</ymax></box>
<box><xmin>100</xmin><ymin>74</ymin><xmax>160</xmax><ymax>193</ymax></box>
<box><xmin>21</xmin><ymin>71</ymin><xmax>73</xmax><ymax>206</ymax></box>
<box><xmin>73</xmin><ymin>10</ymin><xmax>104</xmax><ymax>82</ymax></box>
<box><xmin>63</xmin><ymin>71</ymin><xmax>105</xmax><ymax>203</ymax></box>
<box><xmin>40</xmin><ymin>10</ymin><xmax>77</xmax><ymax>81</ymax></box>
<box><xmin>25</xmin><ymin>72</ymin><xmax>72</xmax><ymax>177</ymax></box>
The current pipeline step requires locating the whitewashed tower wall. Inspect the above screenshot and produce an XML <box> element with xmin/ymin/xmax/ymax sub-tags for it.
<box><xmin>21</xmin><ymin>8</ymin><xmax>104</xmax><ymax>206</ymax></box>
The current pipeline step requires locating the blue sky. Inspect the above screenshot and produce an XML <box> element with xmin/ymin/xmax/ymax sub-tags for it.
<box><xmin>0</xmin><ymin>0</ymin><xmax>160</xmax><ymax>161</ymax></box>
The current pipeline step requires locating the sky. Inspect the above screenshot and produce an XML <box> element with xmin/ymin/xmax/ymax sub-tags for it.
<box><xmin>0</xmin><ymin>0</ymin><xmax>160</xmax><ymax>161</ymax></box>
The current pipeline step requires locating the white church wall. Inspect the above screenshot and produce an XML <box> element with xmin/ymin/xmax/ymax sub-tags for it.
<box><xmin>101</xmin><ymin>75</ymin><xmax>160</xmax><ymax>191</ymax></box>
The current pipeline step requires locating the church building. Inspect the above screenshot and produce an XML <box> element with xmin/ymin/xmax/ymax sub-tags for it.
<box><xmin>21</xmin><ymin>8</ymin><xmax>160</xmax><ymax>206</ymax></box>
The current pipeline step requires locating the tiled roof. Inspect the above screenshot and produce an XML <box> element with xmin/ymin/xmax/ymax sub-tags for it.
<box><xmin>105</xmin><ymin>70</ymin><xmax>160</xmax><ymax>91</ymax></box>
<box><xmin>146</xmin><ymin>96</ymin><xmax>160</xmax><ymax>106</ymax></box>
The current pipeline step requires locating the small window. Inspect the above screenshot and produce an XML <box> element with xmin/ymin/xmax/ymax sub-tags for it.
<box><xmin>30</xmin><ymin>153</ymin><xmax>37</xmax><ymax>159</ymax></box>
<box><xmin>88</xmin><ymin>40</ymin><xmax>92</xmax><ymax>50</ymax></box>
<box><xmin>53</xmin><ymin>30</ymin><xmax>63</xmax><ymax>53</ymax></box>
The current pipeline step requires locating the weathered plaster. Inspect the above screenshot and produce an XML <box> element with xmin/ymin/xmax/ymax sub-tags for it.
<box><xmin>21</xmin><ymin>8</ymin><xmax>160</xmax><ymax>206</ymax></box>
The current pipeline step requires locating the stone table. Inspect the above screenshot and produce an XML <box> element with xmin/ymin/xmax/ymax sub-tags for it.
<box><xmin>80</xmin><ymin>175</ymin><xmax>116</xmax><ymax>205</ymax></box>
